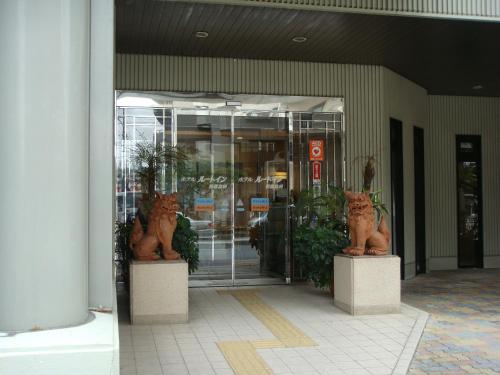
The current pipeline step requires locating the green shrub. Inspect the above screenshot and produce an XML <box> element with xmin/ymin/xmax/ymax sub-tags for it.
<box><xmin>172</xmin><ymin>214</ymin><xmax>199</xmax><ymax>274</ymax></box>
<box><xmin>114</xmin><ymin>214</ymin><xmax>200</xmax><ymax>277</ymax></box>
<box><xmin>293</xmin><ymin>185</ymin><xmax>349</xmax><ymax>289</ymax></box>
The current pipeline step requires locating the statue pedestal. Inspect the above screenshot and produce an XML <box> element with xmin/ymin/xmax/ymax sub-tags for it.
<box><xmin>334</xmin><ymin>254</ymin><xmax>400</xmax><ymax>315</ymax></box>
<box><xmin>130</xmin><ymin>259</ymin><xmax>188</xmax><ymax>324</ymax></box>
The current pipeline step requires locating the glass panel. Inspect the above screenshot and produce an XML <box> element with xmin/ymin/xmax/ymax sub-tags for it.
<box><xmin>115</xmin><ymin>93</ymin><xmax>344</xmax><ymax>286</ymax></box>
<box><xmin>457</xmin><ymin>160</ymin><xmax>480</xmax><ymax>267</ymax></box>
<box><xmin>292</xmin><ymin>113</ymin><xmax>343</xmax><ymax>195</ymax></box>
<box><xmin>176</xmin><ymin>110</ymin><xmax>233</xmax><ymax>284</ymax></box>
<box><xmin>233</xmin><ymin>113</ymin><xmax>288</xmax><ymax>282</ymax></box>
<box><xmin>291</xmin><ymin>113</ymin><xmax>343</xmax><ymax>279</ymax></box>
<box><xmin>115</xmin><ymin>107</ymin><xmax>172</xmax><ymax>224</ymax></box>
<box><xmin>456</xmin><ymin>136</ymin><xmax>482</xmax><ymax>268</ymax></box>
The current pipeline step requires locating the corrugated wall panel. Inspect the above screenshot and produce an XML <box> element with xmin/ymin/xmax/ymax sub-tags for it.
<box><xmin>116</xmin><ymin>53</ymin><xmax>387</xmax><ymax>196</ymax></box>
<box><xmin>115</xmin><ymin>53</ymin><xmax>500</xmax><ymax>272</ymax></box>
<box><xmin>232</xmin><ymin>0</ymin><xmax>500</xmax><ymax>17</ymax></box>
<box><xmin>428</xmin><ymin>96</ymin><xmax>500</xmax><ymax>258</ymax></box>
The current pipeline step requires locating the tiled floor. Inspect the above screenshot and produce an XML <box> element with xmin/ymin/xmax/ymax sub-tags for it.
<box><xmin>119</xmin><ymin>285</ymin><xmax>427</xmax><ymax>375</ymax></box>
<box><xmin>402</xmin><ymin>269</ymin><xmax>500</xmax><ymax>374</ymax></box>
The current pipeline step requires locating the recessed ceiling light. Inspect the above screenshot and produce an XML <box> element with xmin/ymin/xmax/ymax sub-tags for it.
<box><xmin>472</xmin><ymin>84</ymin><xmax>483</xmax><ymax>90</ymax></box>
<box><xmin>195</xmin><ymin>31</ymin><xmax>209</xmax><ymax>38</ymax></box>
<box><xmin>292</xmin><ymin>36</ymin><xmax>307</xmax><ymax>43</ymax></box>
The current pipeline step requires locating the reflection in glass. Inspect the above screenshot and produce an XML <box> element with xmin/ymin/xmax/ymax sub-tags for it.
<box><xmin>115</xmin><ymin>93</ymin><xmax>344</xmax><ymax>285</ymax></box>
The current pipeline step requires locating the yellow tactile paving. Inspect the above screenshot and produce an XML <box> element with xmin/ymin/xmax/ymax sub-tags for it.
<box><xmin>217</xmin><ymin>341</ymin><xmax>274</xmax><ymax>375</ymax></box>
<box><xmin>250</xmin><ymin>339</ymin><xmax>284</xmax><ymax>349</ymax></box>
<box><xmin>225</xmin><ymin>289</ymin><xmax>317</xmax><ymax>348</ymax></box>
<box><xmin>215</xmin><ymin>289</ymin><xmax>317</xmax><ymax>375</ymax></box>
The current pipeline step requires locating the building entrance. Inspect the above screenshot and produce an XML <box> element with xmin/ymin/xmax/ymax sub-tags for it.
<box><xmin>115</xmin><ymin>92</ymin><xmax>343</xmax><ymax>286</ymax></box>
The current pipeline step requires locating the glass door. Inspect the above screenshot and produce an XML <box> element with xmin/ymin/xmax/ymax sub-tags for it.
<box><xmin>456</xmin><ymin>135</ymin><xmax>483</xmax><ymax>268</ymax></box>
<box><xmin>233</xmin><ymin>111</ymin><xmax>289</xmax><ymax>284</ymax></box>
<box><xmin>176</xmin><ymin>109</ymin><xmax>234</xmax><ymax>285</ymax></box>
<box><xmin>176</xmin><ymin>108</ymin><xmax>291</xmax><ymax>285</ymax></box>
<box><xmin>115</xmin><ymin>92</ymin><xmax>344</xmax><ymax>287</ymax></box>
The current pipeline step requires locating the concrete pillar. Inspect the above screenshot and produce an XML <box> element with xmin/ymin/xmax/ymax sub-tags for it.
<box><xmin>89</xmin><ymin>0</ymin><xmax>115</xmax><ymax>310</ymax></box>
<box><xmin>0</xmin><ymin>0</ymin><xmax>90</xmax><ymax>331</ymax></box>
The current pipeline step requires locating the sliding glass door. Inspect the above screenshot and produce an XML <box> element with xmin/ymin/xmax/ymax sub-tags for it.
<box><xmin>233</xmin><ymin>112</ymin><xmax>289</xmax><ymax>283</ymax></box>
<box><xmin>176</xmin><ymin>109</ymin><xmax>234</xmax><ymax>284</ymax></box>
<box><xmin>115</xmin><ymin>92</ymin><xmax>344</xmax><ymax>286</ymax></box>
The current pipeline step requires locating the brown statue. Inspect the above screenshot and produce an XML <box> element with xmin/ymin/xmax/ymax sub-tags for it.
<box><xmin>343</xmin><ymin>191</ymin><xmax>390</xmax><ymax>256</ymax></box>
<box><xmin>130</xmin><ymin>192</ymin><xmax>181</xmax><ymax>261</ymax></box>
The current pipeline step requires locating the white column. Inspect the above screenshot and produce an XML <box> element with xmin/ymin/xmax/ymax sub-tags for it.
<box><xmin>0</xmin><ymin>0</ymin><xmax>90</xmax><ymax>331</ymax></box>
<box><xmin>89</xmin><ymin>0</ymin><xmax>115</xmax><ymax>310</ymax></box>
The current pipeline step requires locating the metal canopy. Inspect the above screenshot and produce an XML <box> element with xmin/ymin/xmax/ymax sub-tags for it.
<box><xmin>116</xmin><ymin>0</ymin><xmax>500</xmax><ymax>97</ymax></box>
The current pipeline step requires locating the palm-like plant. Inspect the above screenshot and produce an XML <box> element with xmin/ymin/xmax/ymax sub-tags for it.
<box><xmin>132</xmin><ymin>143</ymin><xmax>188</xmax><ymax>202</ymax></box>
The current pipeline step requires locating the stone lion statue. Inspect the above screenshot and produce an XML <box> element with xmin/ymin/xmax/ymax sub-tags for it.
<box><xmin>343</xmin><ymin>191</ymin><xmax>390</xmax><ymax>256</ymax></box>
<box><xmin>130</xmin><ymin>192</ymin><xmax>181</xmax><ymax>261</ymax></box>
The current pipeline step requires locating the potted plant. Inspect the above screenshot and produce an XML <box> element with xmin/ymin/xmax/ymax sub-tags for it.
<box><xmin>293</xmin><ymin>185</ymin><xmax>349</xmax><ymax>294</ymax></box>
<box><xmin>292</xmin><ymin>156</ymin><xmax>388</xmax><ymax>295</ymax></box>
<box><xmin>114</xmin><ymin>142</ymin><xmax>200</xmax><ymax>284</ymax></box>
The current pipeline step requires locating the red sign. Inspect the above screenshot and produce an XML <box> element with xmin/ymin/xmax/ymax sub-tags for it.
<box><xmin>312</xmin><ymin>161</ymin><xmax>321</xmax><ymax>184</ymax></box>
<box><xmin>309</xmin><ymin>140</ymin><xmax>324</xmax><ymax>161</ymax></box>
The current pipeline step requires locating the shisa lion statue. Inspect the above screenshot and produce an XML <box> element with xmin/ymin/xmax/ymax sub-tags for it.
<box><xmin>130</xmin><ymin>192</ymin><xmax>181</xmax><ymax>261</ymax></box>
<box><xmin>343</xmin><ymin>191</ymin><xmax>390</xmax><ymax>256</ymax></box>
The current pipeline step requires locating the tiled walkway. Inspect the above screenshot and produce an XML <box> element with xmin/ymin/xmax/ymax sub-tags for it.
<box><xmin>402</xmin><ymin>269</ymin><xmax>500</xmax><ymax>374</ymax></box>
<box><xmin>119</xmin><ymin>285</ymin><xmax>427</xmax><ymax>375</ymax></box>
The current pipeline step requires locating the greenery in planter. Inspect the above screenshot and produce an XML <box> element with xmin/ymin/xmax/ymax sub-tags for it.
<box><xmin>114</xmin><ymin>215</ymin><xmax>200</xmax><ymax>278</ymax></box>
<box><xmin>114</xmin><ymin>221</ymin><xmax>134</xmax><ymax>283</ymax></box>
<box><xmin>293</xmin><ymin>156</ymin><xmax>389</xmax><ymax>290</ymax></box>
<box><xmin>172</xmin><ymin>214</ymin><xmax>199</xmax><ymax>274</ymax></box>
<box><xmin>114</xmin><ymin>142</ymin><xmax>201</xmax><ymax>280</ymax></box>
<box><xmin>293</xmin><ymin>185</ymin><xmax>349</xmax><ymax>289</ymax></box>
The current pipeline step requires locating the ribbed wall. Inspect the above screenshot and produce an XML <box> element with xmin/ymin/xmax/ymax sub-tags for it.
<box><xmin>231</xmin><ymin>0</ymin><xmax>500</xmax><ymax>17</ymax></box>
<box><xmin>428</xmin><ymin>96</ymin><xmax>500</xmax><ymax>258</ymax></box>
<box><xmin>115</xmin><ymin>53</ymin><xmax>500</xmax><ymax>274</ymax></box>
<box><xmin>116</xmin><ymin>53</ymin><xmax>388</xmax><ymax>196</ymax></box>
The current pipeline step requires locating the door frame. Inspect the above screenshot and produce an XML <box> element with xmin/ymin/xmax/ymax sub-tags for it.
<box><xmin>390</xmin><ymin>118</ymin><xmax>405</xmax><ymax>279</ymax></box>
<box><xmin>413</xmin><ymin>126</ymin><xmax>426</xmax><ymax>274</ymax></box>
<box><xmin>175</xmin><ymin>107</ymin><xmax>292</xmax><ymax>286</ymax></box>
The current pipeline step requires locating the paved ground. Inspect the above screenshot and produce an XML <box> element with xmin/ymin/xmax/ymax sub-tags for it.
<box><xmin>119</xmin><ymin>269</ymin><xmax>500</xmax><ymax>375</ymax></box>
<box><xmin>119</xmin><ymin>285</ymin><xmax>426</xmax><ymax>375</ymax></box>
<box><xmin>402</xmin><ymin>269</ymin><xmax>500</xmax><ymax>374</ymax></box>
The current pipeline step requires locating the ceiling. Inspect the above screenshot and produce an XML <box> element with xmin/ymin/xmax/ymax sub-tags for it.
<box><xmin>116</xmin><ymin>0</ymin><xmax>500</xmax><ymax>97</ymax></box>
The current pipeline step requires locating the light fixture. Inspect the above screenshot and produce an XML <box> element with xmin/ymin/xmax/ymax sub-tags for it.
<box><xmin>472</xmin><ymin>84</ymin><xmax>483</xmax><ymax>90</ymax></box>
<box><xmin>272</xmin><ymin>171</ymin><xmax>288</xmax><ymax>179</ymax></box>
<box><xmin>292</xmin><ymin>36</ymin><xmax>307</xmax><ymax>43</ymax></box>
<box><xmin>195</xmin><ymin>31</ymin><xmax>209</xmax><ymax>38</ymax></box>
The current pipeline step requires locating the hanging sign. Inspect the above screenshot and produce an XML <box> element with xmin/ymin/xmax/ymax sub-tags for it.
<box><xmin>312</xmin><ymin>161</ymin><xmax>321</xmax><ymax>184</ymax></box>
<box><xmin>236</xmin><ymin>198</ymin><xmax>245</xmax><ymax>212</ymax></box>
<box><xmin>251</xmin><ymin>197</ymin><xmax>270</xmax><ymax>212</ymax></box>
<box><xmin>194</xmin><ymin>197</ymin><xmax>215</xmax><ymax>212</ymax></box>
<box><xmin>220</xmin><ymin>199</ymin><xmax>230</xmax><ymax>212</ymax></box>
<box><xmin>309</xmin><ymin>140</ymin><xmax>324</xmax><ymax>161</ymax></box>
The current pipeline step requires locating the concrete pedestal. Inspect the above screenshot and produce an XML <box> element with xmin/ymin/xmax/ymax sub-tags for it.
<box><xmin>130</xmin><ymin>260</ymin><xmax>188</xmax><ymax>324</ymax></box>
<box><xmin>334</xmin><ymin>254</ymin><xmax>400</xmax><ymax>315</ymax></box>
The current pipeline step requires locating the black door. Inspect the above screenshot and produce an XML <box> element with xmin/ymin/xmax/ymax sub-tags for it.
<box><xmin>390</xmin><ymin>118</ymin><xmax>405</xmax><ymax>279</ymax></box>
<box><xmin>456</xmin><ymin>135</ymin><xmax>483</xmax><ymax>268</ymax></box>
<box><xmin>414</xmin><ymin>127</ymin><xmax>426</xmax><ymax>274</ymax></box>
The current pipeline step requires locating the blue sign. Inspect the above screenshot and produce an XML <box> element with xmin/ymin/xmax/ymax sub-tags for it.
<box><xmin>195</xmin><ymin>197</ymin><xmax>214</xmax><ymax>212</ymax></box>
<box><xmin>251</xmin><ymin>197</ymin><xmax>270</xmax><ymax>212</ymax></box>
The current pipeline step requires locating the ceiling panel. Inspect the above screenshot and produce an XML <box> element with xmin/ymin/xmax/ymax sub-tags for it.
<box><xmin>116</xmin><ymin>0</ymin><xmax>500</xmax><ymax>96</ymax></box>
